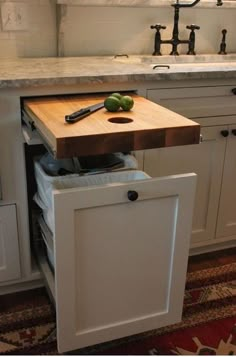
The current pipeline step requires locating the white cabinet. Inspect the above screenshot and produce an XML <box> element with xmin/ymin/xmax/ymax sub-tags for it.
<box><xmin>0</xmin><ymin>177</ymin><xmax>2</xmax><ymax>200</ymax></box>
<box><xmin>22</xmin><ymin>89</ymin><xmax>199</xmax><ymax>351</ymax></box>
<box><xmin>216</xmin><ymin>124</ymin><xmax>236</xmax><ymax>239</ymax></box>
<box><xmin>0</xmin><ymin>92</ymin><xmax>37</xmax><ymax>291</ymax></box>
<box><xmin>0</xmin><ymin>205</ymin><xmax>21</xmax><ymax>282</ymax></box>
<box><xmin>43</xmin><ymin>170</ymin><xmax>196</xmax><ymax>352</ymax></box>
<box><xmin>22</xmin><ymin>91</ymin><xmax>198</xmax><ymax>352</ymax></box>
<box><xmin>147</xmin><ymin>85</ymin><xmax>236</xmax><ymax>119</ymax></box>
<box><xmin>146</xmin><ymin>85</ymin><xmax>236</xmax><ymax>250</ymax></box>
<box><xmin>144</xmin><ymin>126</ymin><xmax>226</xmax><ymax>245</ymax></box>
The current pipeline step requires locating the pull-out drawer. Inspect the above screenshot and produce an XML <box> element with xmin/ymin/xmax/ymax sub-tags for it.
<box><xmin>147</xmin><ymin>85</ymin><xmax>236</xmax><ymax>118</ymax></box>
<box><xmin>22</xmin><ymin>93</ymin><xmax>200</xmax><ymax>158</ymax></box>
<box><xmin>34</xmin><ymin>163</ymin><xmax>197</xmax><ymax>353</ymax></box>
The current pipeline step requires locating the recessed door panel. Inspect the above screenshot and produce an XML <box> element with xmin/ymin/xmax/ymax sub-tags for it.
<box><xmin>52</xmin><ymin>172</ymin><xmax>196</xmax><ymax>352</ymax></box>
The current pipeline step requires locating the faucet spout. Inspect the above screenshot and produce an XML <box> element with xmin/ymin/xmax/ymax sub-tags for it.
<box><xmin>172</xmin><ymin>0</ymin><xmax>223</xmax><ymax>7</ymax></box>
<box><xmin>172</xmin><ymin>0</ymin><xmax>200</xmax><ymax>8</ymax></box>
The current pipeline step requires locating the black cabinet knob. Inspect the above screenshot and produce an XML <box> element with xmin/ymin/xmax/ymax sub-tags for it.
<box><xmin>221</xmin><ymin>130</ymin><xmax>229</xmax><ymax>137</ymax></box>
<box><xmin>127</xmin><ymin>190</ymin><xmax>139</xmax><ymax>201</ymax></box>
<box><xmin>232</xmin><ymin>88</ymin><xmax>236</xmax><ymax>95</ymax></box>
<box><xmin>232</xmin><ymin>129</ymin><xmax>236</xmax><ymax>136</ymax></box>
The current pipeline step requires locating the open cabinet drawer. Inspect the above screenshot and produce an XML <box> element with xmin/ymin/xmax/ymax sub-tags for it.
<box><xmin>24</xmin><ymin>92</ymin><xmax>199</xmax><ymax>352</ymax></box>
<box><xmin>22</xmin><ymin>93</ymin><xmax>200</xmax><ymax>158</ymax></box>
<box><xmin>33</xmin><ymin>163</ymin><xmax>197</xmax><ymax>353</ymax></box>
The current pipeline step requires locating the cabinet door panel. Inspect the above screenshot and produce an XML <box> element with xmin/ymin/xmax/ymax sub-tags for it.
<box><xmin>147</xmin><ymin>87</ymin><xmax>236</xmax><ymax>118</ymax></box>
<box><xmin>53</xmin><ymin>173</ymin><xmax>196</xmax><ymax>352</ymax></box>
<box><xmin>0</xmin><ymin>205</ymin><xmax>21</xmax><ymax>282</ymax></box>
<box><xmin>144</xmin><ymin>126</ymin><xmax>226</xmax><ymax>244</ymax></box>
<box><xmin>216</xmin><ymin>125</ymin><xmax>236</xmax><ymax>238</ymax></box>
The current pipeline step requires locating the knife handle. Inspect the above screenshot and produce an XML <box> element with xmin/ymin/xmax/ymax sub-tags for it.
<box><xmin>65</xmin><ymin>109</ymin><xmax>91</xmax><ymax>123</ymax></box>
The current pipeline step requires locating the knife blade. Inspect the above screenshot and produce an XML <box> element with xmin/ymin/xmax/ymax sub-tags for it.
<box><xmin>65</xmin><ymin>102</ymin><xmax>104</xmax><ymax>124</ymax></box>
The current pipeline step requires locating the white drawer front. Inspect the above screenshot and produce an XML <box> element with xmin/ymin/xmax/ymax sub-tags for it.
<box><xmin>147</xmin><ymin>85</ymin><xmax>236</xmax><ymax>118</ymax></box>
<box><xmin>51</xmin><ymin>172</ymin><xmax>196</xmax><ymax>352</ymax></box>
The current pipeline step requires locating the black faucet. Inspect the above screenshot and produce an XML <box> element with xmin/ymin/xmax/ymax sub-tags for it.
<box><xmin>151</xmin><ymin>0</ymin><xmax>223</xmax><ymax>56</ymax></box>
<box><xmin>218</xmin><ymin>29</ymin><xmax>227</xmax><ymax>55</ymax></box>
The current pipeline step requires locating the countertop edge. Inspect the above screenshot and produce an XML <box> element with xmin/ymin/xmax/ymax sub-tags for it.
<box><xmin>1</xmin><ymin>70</ymin><xmax>236</xmax><ymax>89</ymax></box>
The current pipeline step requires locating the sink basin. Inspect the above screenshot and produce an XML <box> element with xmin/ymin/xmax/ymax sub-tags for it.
<box><xmin>150</xmin><ymin>62</ymin><xmax>236</xmax><ymax>73</ymax></box>
<box><xmin>113</xmin><ymin>54</ymin><xmax>236</xmax><ymax>65</ymax></box>
<box><xmin>112</xmin><ymin>54</ymin><xmax>236</xmax><ymax>73</ymax></box>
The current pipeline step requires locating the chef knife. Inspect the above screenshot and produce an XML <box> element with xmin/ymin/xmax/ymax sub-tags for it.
<box><xmin>65</xmin><ymin>102</ymin><xmax>104</xmax><ymax>123</ymax></box>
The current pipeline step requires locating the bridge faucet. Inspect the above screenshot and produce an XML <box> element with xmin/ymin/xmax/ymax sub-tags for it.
<box><xmin>150</xmin><ymin>0</ymin><xmax>223</xmax><ymax>56</ymax></box>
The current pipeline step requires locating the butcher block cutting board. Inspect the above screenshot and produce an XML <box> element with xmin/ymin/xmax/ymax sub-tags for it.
<box><xmin>23</xmin><ymin>93</ymin><xmax>200</xmax><ymax>158</ymax></box>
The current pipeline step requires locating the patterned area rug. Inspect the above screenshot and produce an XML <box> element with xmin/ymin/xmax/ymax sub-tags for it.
<box><xmin>0</xmin><ymin>260</ymin><xmax>235</xmax><ymax>355</ymax></box>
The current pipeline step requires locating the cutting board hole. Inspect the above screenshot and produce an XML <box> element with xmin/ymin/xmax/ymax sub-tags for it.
<box><xmin>108</xmin><ymin>117</ymin><xmax>133</xmax><ymax>124</ymax></box>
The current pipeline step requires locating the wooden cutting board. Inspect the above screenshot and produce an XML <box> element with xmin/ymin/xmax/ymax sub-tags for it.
<box><xmin>23</xmin><ymin>93</ymin><xmax>200</xmax><ymax>158</ymax></box>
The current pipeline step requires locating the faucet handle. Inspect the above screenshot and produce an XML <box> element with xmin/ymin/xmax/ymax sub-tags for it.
<box><xmin>150</xmin><ymin>24</ymin><xmax>166</xmax><ymax>31</ymax></box>
<box><xmin>150</xmin><ymin>24</ymin><xmax>166</xmax><ymax>56</ymax></box>
<box><xmin>186</xmin><ymin>24</ymin><xmax>200</xmax><ymax>31</ymax></box>
<box><xmin>186</xmin><ymin>24</ymin><xmax>200</xmax><ymax>55</ymax></box>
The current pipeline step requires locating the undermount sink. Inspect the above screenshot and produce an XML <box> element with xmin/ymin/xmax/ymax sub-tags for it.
<box><xmin>153</xmin><ymin>61</ymin><xmax>236</xmax><ymax>73</ymax></box>
<box><xmin>112</xmin><ymin>54</ymin><xmax>236</xmax><ymax>66</ymax></box>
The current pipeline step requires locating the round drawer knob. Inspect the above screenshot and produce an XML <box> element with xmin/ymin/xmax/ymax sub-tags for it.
<box><xmin>127</xmin><ymin>190</ymin><xmax>139</xmax><ymax>201</ymax></box>
<box><xmin>232</xmin><ymin>88</ymin><xmax>236</xmax><ymax>95</ymax></box>
<box><xmin>221</xmin><ymin>130</ymin><xmax>229</xmax><ymax>137</ymax></box>
<box><xmin>232</xmin><ymin>129</ymin><xmax>236</xmax><ymax>136</ymax></box>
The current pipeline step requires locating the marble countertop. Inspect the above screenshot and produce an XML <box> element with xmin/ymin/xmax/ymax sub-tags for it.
<box><xmin>1</xmin><ymin>55</ymin><xmax>236</xmax><ymax>89</ymax></box>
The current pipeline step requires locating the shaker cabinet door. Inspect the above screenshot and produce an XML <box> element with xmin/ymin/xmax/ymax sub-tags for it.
<box><xmin>216</xmin><ymin>124</ymin><xmax>236</xmax><ymax>238</ymax></box>
<box><xmin>0</xmin><ymin>205</ymin><xmax>21</xmax><ymax>283</ymax></box>
<box><xmin>144</xmin><ymin>126</ymin><xmax>226</xmax><ymax>245</ymax></box>
<box><xmin>52</xmin><ymin>172</ymin><xmax>196</xmax><ymax>352</ymax></box>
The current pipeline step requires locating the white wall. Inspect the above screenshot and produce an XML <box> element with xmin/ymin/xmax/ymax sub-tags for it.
<box><xmin>0</xmin><ymin>0</ymin><xmax>235</xmax><ymax>58</ymax></box>
<box><xmin>0</xmin><ymin>0</ymin><xmax>57</xmax><ymax>58</ymax></box>
<box><xmin>60</xmin><ymin>6</ymin><xmax>236</xmax><ymax>56</ymax></box>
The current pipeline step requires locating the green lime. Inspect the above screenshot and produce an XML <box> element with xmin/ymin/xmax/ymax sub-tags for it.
<box><xmin>110</xmin><ymin>92</ymin><xmax>123</xmax><ymax>100</ymax></box>
<box><xmin>104</xmin><ymin>96</ymin><xmax>121</xmax><ymax>112</ymax></box>
<box><xmin>120</xmin><ymin>95</ymin><xmax>134</xmax><ymax>111</ymax></box>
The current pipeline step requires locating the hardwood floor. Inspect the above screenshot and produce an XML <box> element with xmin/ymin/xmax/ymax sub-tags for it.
<box><xmin>187</xmin><ymin>247</ymin><xmax>236</xmax><ymax>272</ymax></box>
